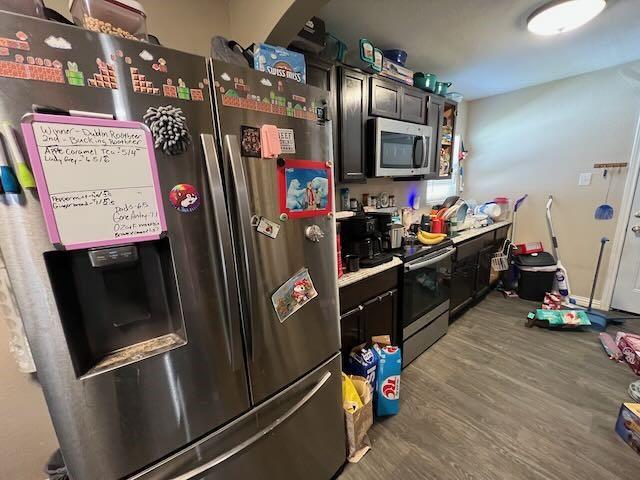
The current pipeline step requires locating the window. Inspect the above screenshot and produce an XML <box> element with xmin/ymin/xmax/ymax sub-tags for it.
<box><xmin>425</xmin><ymin>134</ymin><xmax>461</xmax><ymax>204</ymax></box>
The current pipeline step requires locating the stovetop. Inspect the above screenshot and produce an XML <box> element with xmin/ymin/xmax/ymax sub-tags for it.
<box><xmin>391</xmin><ymin>238</ymin><xmax>455</xmax><ymax>262</ymax></box>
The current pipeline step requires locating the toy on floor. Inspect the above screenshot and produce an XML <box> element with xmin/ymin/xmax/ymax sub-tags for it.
<box><xmin>599</xmin><ymin>333</ymin><xmax>623</xmax><ymax>361</ymax></box>
<box><xmin>630</xmin><ymin>381</ymin><xmax>640</xmax><ymax>402</ymax></box>
<box><xmin>525</xmin><ymin>309</ymin><xmax>591</xmax><ymax>329</ymax></box>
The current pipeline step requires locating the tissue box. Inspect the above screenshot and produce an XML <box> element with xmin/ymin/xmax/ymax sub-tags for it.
<box><xmin>615</xmin><ymin>403</ymin><xmax>640</xmax><ymax>456</ymax></box>
<box><xmin>253</xmin><ymin>43</ymin><xmax>306</xmax><ymax>84</ymax></box>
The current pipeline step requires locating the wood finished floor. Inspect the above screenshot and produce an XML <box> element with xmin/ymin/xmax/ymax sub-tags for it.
<box><xmin>340</xmin><ymin>292</ymin><xmax>640</xmax><ymax>480</ymax></box>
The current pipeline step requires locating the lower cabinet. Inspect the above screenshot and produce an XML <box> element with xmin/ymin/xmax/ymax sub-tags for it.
<box><xmin>450</xmin><ymin>255</ymin><xmax>477</xmax><ymax>314</ymax></box>
<box><xmin>450</xmin><ymin>226</ymin><xmax>511</xmax><ymax>317</ymax></box>
<box><xmin>362</xmin><ymin>290</ymin><xmax>397</xmax><ymax>341</ymax></box>
<box><xmin>339</xmin><ymin>267</ymin><xmax>399</xmax><ymax>359</ymax></box>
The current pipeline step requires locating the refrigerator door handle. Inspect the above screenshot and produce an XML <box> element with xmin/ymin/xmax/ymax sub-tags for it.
<box><xmin>201</xmin><ymin>133</ymin><xmax>242</xmax><ymax>372</ymax></box>
<box><xmin>225</xmin><ymin>134</ymin><xmax>259</xmax><ymax>360</ymax></box>
<box><xmin>169</xmin><ymin>371</ymin><xmax>333</xmax><ymax>480</ymax></box>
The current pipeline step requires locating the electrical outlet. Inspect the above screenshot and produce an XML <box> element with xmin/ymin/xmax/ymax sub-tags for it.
<box><xmin>579</xmin><ymin>172</ymin><xmax>592</xmax><ymax>186</ymax></box>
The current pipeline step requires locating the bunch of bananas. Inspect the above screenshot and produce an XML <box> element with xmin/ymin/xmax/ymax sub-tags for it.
<box><xmin>417</xmin><ymin>229</ymin><xmax>447</xmax><ymax>245</ymax></box>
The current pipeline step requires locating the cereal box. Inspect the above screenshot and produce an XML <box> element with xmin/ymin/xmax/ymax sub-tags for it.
<box><xmin>254</xmin><ymin>43</ymin><xmax>306</xmax><ymax>84</ymax></box>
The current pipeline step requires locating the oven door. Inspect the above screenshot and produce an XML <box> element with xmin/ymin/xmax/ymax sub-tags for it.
<box><xmin>402</xmin><ymin>246</ymin><xmax>454</xmax><ymax>330</ymax></box>
<box><xmin>374</xmin><ymin>118</ymin><xmax>432</xmax><ymax>177</ymax></box>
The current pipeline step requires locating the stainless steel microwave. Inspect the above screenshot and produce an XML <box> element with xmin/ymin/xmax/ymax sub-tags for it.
<box><xmin>373</xmin><ymin>117</ymin><xmax>432</xmax><ymax>177</ymax></box>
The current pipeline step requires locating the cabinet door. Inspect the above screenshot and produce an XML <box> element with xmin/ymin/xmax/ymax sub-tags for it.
<box><xmin>338</xmin><ymin>67</ymin><xmax>367</xmax><ymax>183</ymax></box>
<box><xmin>370</xmin><ymin>77</ymin><xmax>401</xmax><ymax>119</ymax></box>
<box><xmin>305</xmin><ymin>56</ymin><xmax>334</xmax><ymax>91</ymax></box>
<box><xmin>438</xmin><ymin>101</ymin><xmax>457</xmax><ymax>179</ymax></box>
<box><xmin>450</xmin><ymin>259</ymin><xmax>477</xmax><ymax>312</ymax></box>
<box><xmin>362</xmin><ymin>289</ymin><xmax>398</xmax><ymax>344</ymax></box>
<box><xmin>476</xmin><ymin>246</ymin><xmax>494</xmax><ymax>298</ymax></box>
<box><xmin>340</xmin><ymin>305</ymin><xmax>363</xmax><ymax>359</ymax></box>
<box><xmin>426</xmin><ymin>94</ymin><xmax>445</xmax><ymax>178</ymax></box>
<box><xmin>401</xmin><ymin>88</ymin><xmax>427</xmax><ymax>124</ymax></box>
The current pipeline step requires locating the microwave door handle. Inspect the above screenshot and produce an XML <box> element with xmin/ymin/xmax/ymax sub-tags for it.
<box><xmin>405</xmin><ymin>247</ymin><xmax>456</xmax><ymax>272</ymax></box>
<box><xmin>422</xmin><ymin>135</ymin><xmax>429</xmax><ymax>171</ymax></box>
<box><xmin>412</xmin><ymin>136</ymin><xmax>420</xmax><ymax>168</ymax></box>
<box><xmin>225</xmin><ymin>134</ymin><xmax>259</xmax><ymax>361</ymax></box>
<box><xmin>201</xmin><ymin>133</ymin><xmax>241</xmax><ymax>372</ymax></box>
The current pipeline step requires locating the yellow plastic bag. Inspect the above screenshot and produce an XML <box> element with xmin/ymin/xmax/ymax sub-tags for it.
<box><xmin>342</xmin><ymin>372</ymin><xmax>363</xmax><ymax>413</ymax></box>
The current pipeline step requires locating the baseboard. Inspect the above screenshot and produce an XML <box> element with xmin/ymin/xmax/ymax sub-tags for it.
<box><xmin>571</xmin><ymin>295</ymin><xmax>601</xmax><ymax>310</ymax></box>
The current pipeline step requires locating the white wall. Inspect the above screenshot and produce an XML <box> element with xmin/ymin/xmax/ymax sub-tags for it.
<box><xmin>465</xmin><ymin>61</ymin><xmax>640</xmax><ymax>299</ymax></box>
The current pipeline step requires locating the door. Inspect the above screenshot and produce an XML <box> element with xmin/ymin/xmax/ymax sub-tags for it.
<box><xmin>370</xmin><ymin>77</ymin><xmax>402</xmax><ymax>119</ymax></box>
<box><xmin>401</xmin><ymin>89</ymin><xmax>427</xmax><ymax>124</ymax></box>
<box><xmin>451</xmin><ymin>257</ymin><xmax>478</xmax><ymax>312</ymax></box>
<box><xmin>402</xmin><ymin>247</ymin><xmax>455</xmax><ymax>329</ymax></box>
<box><xmin>130</xmin><ymin>354</ymin><xmax>345</xmax><ymax>480</ymax></box>
<box><xmin>0</xmin><ymin>15</ymin><xmax>250</xmax><ymax>480</ymax></box>
<box><xmin>338</xmin><ymin>67</ymin><xmax>367</xmax><ymax>182</ymax></box>
<box><xmin>612</xmin><ymin>187</ymin><xmax>640</xmax><ymax>313</ymax></box>
<box><xmin>212</xmin><ymin>61</ymin><xmax>340</xmax><ymax>404</ymax></box>
<box><xmin>427</xmin><ymin>94</ymin><xmax>445</xmax><ymax>178</ymax></box>
<box><xmin>362</xmin><ymin>289</ymin><xmax>398</xmax><ymax>343</ymax></box>
<box><xmin>476</xmin><ymin>245</ymin><xmax>495</xmax><ymax>298</ymax></box>
<box><xmin>340</xmin><ymin>305</ymin><xmax>363</xmax><ymax>359</ymax></box>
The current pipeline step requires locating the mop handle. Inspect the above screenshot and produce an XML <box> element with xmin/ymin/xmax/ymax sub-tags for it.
<box><xmin>546</xmin><ymin>195</ymin><xmax>559</xmax><ymax>254</ymax></box>
<box><xmin>588</xmin><ymin>237</ymin><xmax>609</xmax><ymax>310</ymax></box>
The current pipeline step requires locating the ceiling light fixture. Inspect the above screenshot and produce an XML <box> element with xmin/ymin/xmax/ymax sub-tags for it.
<box><xmin>527</xmin><ymin>0</ymin><xmax>607</xmax><ymax>36</ymax></box>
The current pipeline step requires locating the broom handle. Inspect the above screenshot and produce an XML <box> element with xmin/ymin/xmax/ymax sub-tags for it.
<box><xmin>589</xmin><ymin>237</ymin><xmax>609</xmax><ymax>310</ymax></box>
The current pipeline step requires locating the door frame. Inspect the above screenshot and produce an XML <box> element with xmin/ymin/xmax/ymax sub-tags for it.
<box><xmin>601</xmin><ymin>114</ymin><xmax>640</xmax><ymax>310</ymax></box>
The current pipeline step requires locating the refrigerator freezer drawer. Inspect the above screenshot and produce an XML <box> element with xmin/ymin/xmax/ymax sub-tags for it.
<box><xmin>131</xmin><ymin>353</ymin><xmax>346</xmax><ymax>480</ymax></box>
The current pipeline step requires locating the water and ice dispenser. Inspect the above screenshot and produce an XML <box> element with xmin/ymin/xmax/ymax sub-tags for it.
<box><xmin>44</xmin><ymin>238</ymin><xmax>185</xmax><ymax>377</ymax></box>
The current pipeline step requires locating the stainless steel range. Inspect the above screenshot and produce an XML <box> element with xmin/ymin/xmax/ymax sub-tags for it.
<box><xmin>394</xmin><ymin>240</ymin><xmax>455</xmax><ymax>367</ymax></box>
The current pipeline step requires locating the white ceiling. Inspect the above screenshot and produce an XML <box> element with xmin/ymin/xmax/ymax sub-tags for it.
<box><xmin>318</xmin><ymin>0</ymin><xmax>640</xmax><ymax>100</ymax></box>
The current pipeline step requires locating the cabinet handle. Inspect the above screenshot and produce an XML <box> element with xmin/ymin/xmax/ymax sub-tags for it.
<box><xmin>377</xmin><ymin>290</ymin><xmax>395</xmax><ymax>302</ymax></box>
<box><xmin>341</xmin><ymin>304</ymin><xmax>364</xmax><ymax>318</ymax></box>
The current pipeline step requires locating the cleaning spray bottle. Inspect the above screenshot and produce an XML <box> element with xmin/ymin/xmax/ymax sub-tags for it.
<box><xmin>555</xmin><ymin>267</ymin><xmax>569</xmax><ymax>298</ymax></box>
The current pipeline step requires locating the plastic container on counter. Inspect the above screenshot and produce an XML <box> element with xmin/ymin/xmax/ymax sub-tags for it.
<box><xmin>69</xmin><ymin>0</ymin><xmax>148</xmax><ymax>41</ymax></box>
<box><xmin>494</xmin><ymin>197</ymin><xmax>511</xmax><ymax>221</ymax></box>
<box><xmin>0</xmin><ymin>0</ymin><xmax>45</xmax><ymax>17</ymax></box>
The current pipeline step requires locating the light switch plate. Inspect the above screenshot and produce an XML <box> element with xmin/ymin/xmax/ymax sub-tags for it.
<box><xmin>579</xmin><ymin>172</ymin><xmax>592</xmax><ymax>186</ymax></box>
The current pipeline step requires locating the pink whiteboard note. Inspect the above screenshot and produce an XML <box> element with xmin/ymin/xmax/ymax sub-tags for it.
<box><xmin>21</xmin><ymin>113</ymin><xmax>167</xmax><ymax>250</ymax></box>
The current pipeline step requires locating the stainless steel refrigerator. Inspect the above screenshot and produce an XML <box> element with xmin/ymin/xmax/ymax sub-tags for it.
<box><xmin>0</xmin><ymin>12</ymin><xmax>344</xmax><ymax>480</ymax></box>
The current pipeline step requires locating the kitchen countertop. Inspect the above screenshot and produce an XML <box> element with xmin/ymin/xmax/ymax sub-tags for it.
<box><xmin>451</xmin><ymin>220</ymin><xmax>512</xmax><ymax>244</ymax></box>
<box><xmin>338</xmin><ymin>256</ymin><xmax>403</xmax><ymax>289</ymax></box>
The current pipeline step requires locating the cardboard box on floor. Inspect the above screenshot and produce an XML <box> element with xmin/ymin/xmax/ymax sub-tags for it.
<box><xmin>615</xmin><ymin>403</ymin><xmax>640</xmax><ymax>456</ymax></box>
<box><xmin>344</xmin><ymin>375</ymin><xmax>373</xmax><ymax>463</ymax></box>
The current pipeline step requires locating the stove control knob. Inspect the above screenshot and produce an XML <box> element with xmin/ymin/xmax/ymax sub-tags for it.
<box><xmin>305</xmin><ymin>225</ymin><xmax>324</xmax><ymax>242</ymax></box>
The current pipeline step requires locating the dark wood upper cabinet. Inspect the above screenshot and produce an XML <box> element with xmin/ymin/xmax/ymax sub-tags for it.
<box><xmin>426</xmin><ymin>94</ymin><xmax>445</xmax><ymax>178</ymax></box>
<box><xmin>370</xmin><ymin>77</ymin><xmax>401</xmax><ymax>119</ymax></box>
<box><xmin>337</xmin><ymin>66</ymin><xmax>368</xmax><ymax>183</ymax></box>
<box><xmin>400</xmin><ymin>89</ymin><xmax>427</xmax><ymax>124</ymax></box>
<box><xmin>437</xmin><ymin>100</ymin><xmax>457</xmax><ymax>179</ymax></box>
<box><xmin>305</xmin><ymin>55</ymin><xmax>334</xmax><ymax>92</ymax></box>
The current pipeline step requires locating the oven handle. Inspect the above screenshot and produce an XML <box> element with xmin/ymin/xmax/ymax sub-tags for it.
<box><xmin>405</xmin><ymin>246</ymin><xmax>455</xmax><ymax>272</ymax></box>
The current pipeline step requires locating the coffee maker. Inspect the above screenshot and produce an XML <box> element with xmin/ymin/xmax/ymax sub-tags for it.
<box><xmin>339</xmin><ymin>215</ymin><xmax>394</xmax><ymax>267</ymax></box>
<box><xmin>369</xmin><ymin>212</ymin><xmax>404</xmax><ymax>251</ymax></box>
